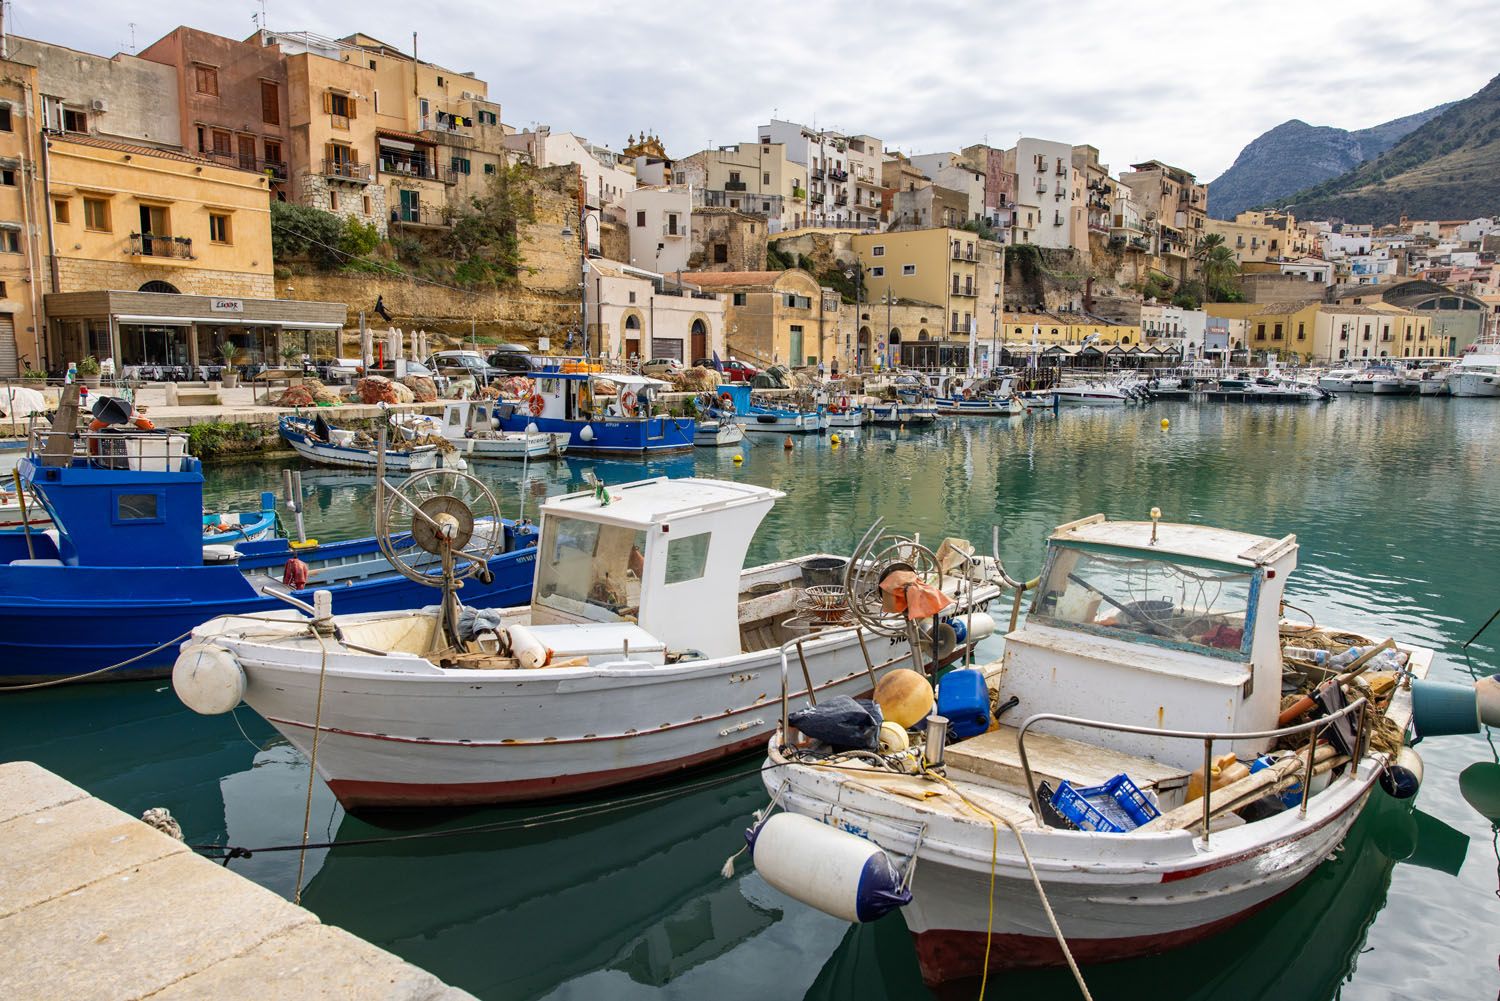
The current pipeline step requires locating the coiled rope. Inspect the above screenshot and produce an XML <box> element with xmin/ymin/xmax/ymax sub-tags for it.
<box><xmin>0</xmin><ymin>630</ymin><xmax>196</xmax><ymax>691</ymax></box>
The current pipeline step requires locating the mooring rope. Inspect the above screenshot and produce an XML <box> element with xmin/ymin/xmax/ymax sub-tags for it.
<box><xmin>0</xmin><ymin>630</ymin><xmax>196</xmax><ymax>691</ymax></box>
<box><xmin>293</xmin><ymin>626</ymin><xmax>334</xmax><ymax>906</ymax></box>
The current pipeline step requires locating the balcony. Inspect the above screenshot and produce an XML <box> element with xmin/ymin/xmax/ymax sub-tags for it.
<box><xmin>811</xmin><ymin>191</ymin><xmax>825</xmax><ymax>205</ymax></box>
<box><xmin>258</xmin><ymin>159</ymin><xmax>288</xmax><ymax>181</ymax></box>
<box><xmin>661</xmin><ymin>222</ymin><xmax>685</xmax><ymax>239</ymax></box>
<box><xmin>855</xmin><ymin>174</ymin><xmax>881</xmax><ymax>188</ymax></box>
<box><xmin>950</xmin><ymin>245</ymin><xmax>976</xmax><ymax>261</ymax></box>
<box><xmin>390</xmin><ymin>205</ymin><xmax>450</xmax><ymax>228</ymax></box>
<box><xmin>829</xmin><ymin>167</ymin><xmax>848</xmax><ymax>182</ymax></box>
<box><xmin>724</xmin><ymin>180</ymin><xmax>747</xmax><ymax>191</ymax></box>
<box><xmin>379</xmin><ymin>157</ymin><xmax>440</xmax><ymax>180</ymax></box>
<box><xmin>791</xmin><ymin>187</ymin><xmax>806</xmax><ymax>201</ymax></box>
<box><xmin>951</xmin><ymin>283</ymin><xmax>977</xmax><ymax>297</ymax></box>
<box><xmin>835</xmin><ymin>193</ymin><xmax>848</xmax><ymax>207</ymax></box>
<box><xmin>322</xmin><ymin>159</ymin><xmax>371</xmax><ymax>183</ymax></box>
<box><xmin>128</xmin><ymin>233</ymin><xmax>194</xmax><ymax>260</ymax></box>
<box><xmin>811</xmin><ymin>167</ymin><xmax>826</xmax><ymax>180</ymax></box>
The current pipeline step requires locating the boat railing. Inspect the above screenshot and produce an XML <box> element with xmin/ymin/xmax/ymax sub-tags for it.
<box><xmin>28</xmin><ymin>426</ymin><xmax>191</xmax><ymax>472</ymax></box>
<box><xmin>1014</xmin><ymin>697</ymin><xmax>1369</xmax><ymax>845</ymax></box>
<box><xmin>775</xmin><ymin>626</ymin><xmax>921</xmax><ymax>740</ymax></box>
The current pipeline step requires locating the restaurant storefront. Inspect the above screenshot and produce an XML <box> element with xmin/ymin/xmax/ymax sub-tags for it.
<box><xmin>44</xmin><ymin>291</ymin><xmax>347</xmax><ymax>379</ymax></box>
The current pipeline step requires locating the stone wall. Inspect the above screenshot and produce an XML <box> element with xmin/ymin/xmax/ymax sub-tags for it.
<box><xmin>689</xmin><ymin>208</ymin><xmax>768</xmax><ymax>271</ymax></box>
<box><xmin>57</xmin><ymin>259</ymin><xmax>275</xmax><ymax>298</ymax></box>
<box><xmin>598</xmin><ymin>218</ymin><xmax>631</xmax><ymax>265</ymax></box>
<box><xmin>298</xmin><ymin>173</ymin><xmax>388</xmax><ymax>237</ymax></box>
<box><xmin>768</xmin><ymin>231</ymin><xmax>856</xmax><ymax>276</ymax></box>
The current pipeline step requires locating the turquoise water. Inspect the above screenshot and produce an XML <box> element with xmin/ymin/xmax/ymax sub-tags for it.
<box><xmin>5</xmin><ymin>398</ymin><xmax>1499</xmax><ymax>1000</ymax></box>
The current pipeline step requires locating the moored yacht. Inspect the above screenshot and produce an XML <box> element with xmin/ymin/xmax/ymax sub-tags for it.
<box><xmin>1447</xmin><ymin>341</ymin><xmax>1500</xmax><ymax>398</ymax></box>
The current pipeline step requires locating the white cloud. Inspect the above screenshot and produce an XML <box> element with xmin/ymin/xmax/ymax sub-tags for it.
<box><xmin>14</xmin><ymin>0</ymin><xmax>1499</xmax><ymax>182</ymax></box>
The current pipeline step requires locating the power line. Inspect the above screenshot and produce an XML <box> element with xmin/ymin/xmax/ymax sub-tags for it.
<box><xmin>275</xmin><ymin>218</ymin><xmax>484</xmax><ymax>298</ymax></box>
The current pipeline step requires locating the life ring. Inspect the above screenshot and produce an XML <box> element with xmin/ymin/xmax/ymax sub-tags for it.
<box><xmin>962</xmin><ymin>388</ymin><xmax>973</xmax><ymax>400</ymax></box>
<box><xmin>620</xmin><ymin>390</ymin><xmax>638</xmax><ymax>417</ymax></box>
<box><xmin>527</xmin><ymin>393</ymin><xmax>546</xmax><ymax>417</ymax></box>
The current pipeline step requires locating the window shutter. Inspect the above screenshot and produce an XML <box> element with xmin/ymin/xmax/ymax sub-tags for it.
<box><xmin>322</xmin><ymin>91</ymin><xmax>333</xmax><ymax>114</ymax></box>
<box><xmin>346</xmin><ymin>96</ymin><xmax>357</xmax><ymax>120</ymax></box>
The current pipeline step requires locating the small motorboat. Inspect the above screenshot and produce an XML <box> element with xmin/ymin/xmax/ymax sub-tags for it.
<box><xmin>720</xmin><ymin>384</ymin><xmax>828</xmax><ymax>434</ymax></box>
<box><xmin>687</xmin><ymin>391</ymin><xmax>748</xmax><ymax>447</ymax></box>
<box><xmin>932</xmin><ymin>375</ymin><xmax>1027</xmax><ymax>416</ymax></box>
<box><xmin>175</xmin><ymin>477</ymin><xmax>1004</xmax><ymax>808</ymax></box>
<box><xmin>280</xmin><ymin>414</ymin><xmax>467</xmax><ymax>471</ymax></box>
<box><xmin>868</xmin><ymin>400</ymin><xmax>937</xmax><ymax>426</ymax></box>
<box><xmin>392</xmin><ymin>401</ymin><xmax>568</xmax><ymax>461</ymax></box>
<box><xmin>1050</xmin><ymin>382</ymin><xmax>1132</xmax><ymax>406</ymax></box>
<box><xmin>751</xmin><ymin>512</ymin><xmax>1436</xmax><ymax>986</ymax></box>
<box><xmin>202</xmin><ymin>493</ymin><xmax>277</xmax><ymax>545</ymax></box>
<box><xmin>1318</xmin><ymin>367</ymin><xmax>1362</xmax><ymax>393</ymax></box>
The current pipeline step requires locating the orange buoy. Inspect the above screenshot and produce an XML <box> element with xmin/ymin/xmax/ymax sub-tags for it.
<box><xmin>784</xmin><ymin>435</ymin><xmax>794</xmax><ymax>450</ymax></box>
<box><xmin>874</xmin><ymin>669</ymin><xmax>935</xmax><ymax>728</ymax></box>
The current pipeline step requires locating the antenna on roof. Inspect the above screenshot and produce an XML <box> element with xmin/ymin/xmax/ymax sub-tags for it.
<box><xmin>125</xmin><ymin>22</ymin><xmax>136</xmax><ymax>53</ymax></box>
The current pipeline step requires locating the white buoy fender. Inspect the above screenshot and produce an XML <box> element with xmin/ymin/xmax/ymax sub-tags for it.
<box><xmin>506</xmin><ymin>624</ymin><xmax>551</xmax><ymax>669</ymax></box>
<box><xmin>579</xmin><ymin>425</ymin><xmax>595</xmax><ymax>442</ymax></box>
<box><xmin>1380</xmin><ymin>746</ymin><xmax>1424</xmax><ymax>799</ymax></box>
<box><xmin>963</xmin><ymin>611</ymin><xmax>997</xmax><ymax>643</ymax></box>
<box><xmin>750</xmin><ymin>813</ymin><xmax>910</xmax><ymax>923</ymax></box>
<box><xmin>172</xmin><ymin>643</ymin><xmax>245</xmax><ymax>715</ymax></box>
<box><xmin>1477</xmin><ymin>676</ymin><xmax>1500</xmax><ymax>728</ymax></box>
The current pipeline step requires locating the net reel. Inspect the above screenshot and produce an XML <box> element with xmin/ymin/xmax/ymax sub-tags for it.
<box><xmin>844</xmin><ymin>518</ymin><xmax>948</xmax><ymax>674</ymax></box>
<box><xmin>375</xmin><ymin>430</ymin><xmax>503</xmax><ymax>650</ymax></box>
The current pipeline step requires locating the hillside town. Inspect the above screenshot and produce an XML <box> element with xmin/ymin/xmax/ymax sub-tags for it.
<box><xmin>0</xmin><ymin>22</ymin><xmax>1496</xmax><ymax>383</ymax></box>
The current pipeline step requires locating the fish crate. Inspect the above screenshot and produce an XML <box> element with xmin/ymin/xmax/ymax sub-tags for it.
<box><xmin>1050</xmin><ymin>774</ymin><xmax>1160</xmax><ymax>833</ymax></box>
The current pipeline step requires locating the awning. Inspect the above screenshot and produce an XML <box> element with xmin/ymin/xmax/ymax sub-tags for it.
<box><xmin>376</xmin><ymin>128</ymin><xmax>436</xmax><ymax>146</ymax></box>
<box><xmin>113</xmin><ymin>314</ymin><xmax>343</xmax><ymax>330</ymax></box>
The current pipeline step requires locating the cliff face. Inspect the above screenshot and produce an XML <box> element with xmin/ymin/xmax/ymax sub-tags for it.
<box><xmin>1283</xmin><ymin>74</ymin><xmax>1500</xmax><ymax>224</ymax></box>
<box><xmin>1207</xmin><ymin>104</ymin><xmax>1453</xmax><ymax>220</ymax></box>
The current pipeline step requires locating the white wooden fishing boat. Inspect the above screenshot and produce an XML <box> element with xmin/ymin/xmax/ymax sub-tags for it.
<box><xmin>175</xmin><ymin>477</ymin><xmax>1004</xmax><ymax>808</ymax></box>
<box><xmin>694</xmin><ymin>417</ymin><xmax>746</xmax><ymax>447</ymax></box>
<box><xmin>933</xmin><ymin>376</ymin><xmax>1026</xmax><ymax>416</ymax></box>
<box><xmin>868</xmin><ymin>401</ymin><xmax>937</xmax><ymax>426</ymax></box>
<box><xmin>752</xmin><ymin>513</ymin><xmax>1434</xmax><ymax>985</ymax></box>
<box><xmin>393</xmin><ymin>402</ymin><xmax>568</xmax><ymax>461</ymax></box>
<box><xmin>279</xmin><ymin>415</ymin><xmax>466</xmax><ymax>472</ymax></box>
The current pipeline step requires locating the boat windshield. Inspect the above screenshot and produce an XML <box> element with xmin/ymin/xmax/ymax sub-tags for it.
<box><xmin>1032</xmin><ymin>545</ymin><xmax>1255</xmax><ymax>658</ymax></box>
<box><xmin>535</xmin><ymin>515</ymin><xmax>648</xmax><ymax>623</ymax></box>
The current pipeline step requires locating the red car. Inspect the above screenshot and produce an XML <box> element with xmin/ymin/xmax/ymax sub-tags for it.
<box><xmin>694</xmin><ymin>357</ymin><xmax>759</xmax><ymax>381</ymax></box>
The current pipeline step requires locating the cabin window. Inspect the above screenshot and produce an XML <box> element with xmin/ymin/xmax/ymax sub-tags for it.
<box><xmin>664</xmin><ymin>532</ymin><xmax>710</xmax><ymax>584</ymax></box>
<box><xmin>114</xmin><ymin>492</ymin><xmax>162</xmax><ymax>523</ymax></box>
<box><xmin>535</xmin><ymin>516</ymin><xmax>648</xmax><ymax>623</ymax></box>
<box><xmin>1031</xmin><ymin>545</ymin><xmax>1256</xmax><ymax>660</ymax></box>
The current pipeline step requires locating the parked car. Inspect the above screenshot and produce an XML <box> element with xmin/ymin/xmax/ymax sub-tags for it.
<box><xmin>640</xmin><ymin>357</ymin><xmax>685</xmax><ymax>379</ymax></box>
<box><xmin>693</xmin><ymin>357</ymin><xmax>758</xmax><ymax>381</ymax></box>
<box><xmin>425</xmin><ymin>350</ymin><xmax>495</xmax><ymax>386</ymax></box>
<box><xmin>486</xmin><ymin>349</ymin><xmax>538</xmax><ymax>376</ymax></box>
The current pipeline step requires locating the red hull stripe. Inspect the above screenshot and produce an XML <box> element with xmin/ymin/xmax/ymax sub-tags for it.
<box><xmin>912</xmin><ymin>892</ymin><xmax>1285</xmax><ymax>983</ymax></box>
<box><xmin>326</xmin><ymin>730</ymin><xmax>771</xmax><ymax>808</ymax></box>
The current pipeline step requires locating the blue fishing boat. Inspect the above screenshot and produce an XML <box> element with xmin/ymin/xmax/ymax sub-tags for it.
<box><xmin>494</xmin><ymin>371</ymin><xmax>694</xmax><ymax>455</ymax></box>
<box><xmin>202</xmin><ymin>492</ymin><xmax>278</xmax><ymax>545</ymax></box>
<box><xmin>0</xmin><ymin>422</ymin><xmax>537</xmax><ymax>685</ymax></box>
<box><xmin>717</xmin><ymin>383</ymin><xmax>828</xmax><ymax>434</ymax></box>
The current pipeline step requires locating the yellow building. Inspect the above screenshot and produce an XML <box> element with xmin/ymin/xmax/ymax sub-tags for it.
<box><xmin>1206</xmin><ymin>210</ymin><xmax>1315</xmax><ymax>265</ymax></box>
<box><xmin>1205</xmin><ymin>300</ymin><xmax>1323</xmax><ymax>359</ymax></box>
<box><xmin>851</xmin><ymin>228</ymin><xmax>999</xmax><ymax>345</ymax></box>
<box><xmin>685</xmin><ymin>143</ymin><xmax>807</xmax><ymax>231</ymax></box>
<box><xmin>683</xmin><ymin>268</ymin><xmax>831</xmax><ymax>367</ymax></box>
<box><xmin>0</xmin><ymin>58</ymin><xmax>45</xmax><ymax>375</ymax></box>
<box><xmin>1001</xmin><ymin>313</ymin><xmax>1139</xmax><ymax>346</ymax></box>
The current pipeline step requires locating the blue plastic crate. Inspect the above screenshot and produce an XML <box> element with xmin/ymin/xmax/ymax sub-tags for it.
<box><xmin>1049</xmin><ymin>774</ymin><xmax>1160</xmax><ymax>833</ymax></box>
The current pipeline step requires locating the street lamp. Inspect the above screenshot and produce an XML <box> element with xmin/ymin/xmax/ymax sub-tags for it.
<box><xmin>561</xmin><ymin>211</ymin><xmax>602</xmax><ymax>359</ymax></box>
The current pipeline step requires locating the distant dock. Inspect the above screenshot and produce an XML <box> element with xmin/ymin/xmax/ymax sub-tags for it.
<box><xmin>0</xmin><ymin>761</ymin><xmax>476</xmax><ymax>1001</ymax></box>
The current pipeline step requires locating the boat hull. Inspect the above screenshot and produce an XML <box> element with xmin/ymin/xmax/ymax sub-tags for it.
<box><xmin>0</xmin><ymin>543</ymin><xmax>536</xmax><ymax>684</ymax></box>
<box><xmin>497</xmin><ymin>413</ymin><xmax>696</xmax><ymax>454</ymax></box>
<box><xmin>736</xmin><ymin>412</ymin><xmax>829</xmax><ymax>434</ymax></box>
<box><xmin>1448</xmin><ymin>372</ymin><xmax>1500</xmax><ymax>397</ymax></box>
<box><xmin>280</xmin><ymin>420</ymin><xmax>458</xmax><ymax>471</ymax></box>
<box><xmin>694</xmin><ymin>422</ymin><xmax>746</xmax><ymax>447</ymax></box>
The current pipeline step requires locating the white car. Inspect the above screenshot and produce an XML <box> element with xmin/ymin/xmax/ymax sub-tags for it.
<box><xmin>640</xmin><ymin>357</ymin><xmax>685</xmax><ymax>378</ymax></box>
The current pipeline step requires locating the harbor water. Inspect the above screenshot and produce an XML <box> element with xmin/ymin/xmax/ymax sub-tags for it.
<box><xmin>5</xmin><ymin>396</ymin><xmax>1499</xmax><ymax>1000</ymax></box>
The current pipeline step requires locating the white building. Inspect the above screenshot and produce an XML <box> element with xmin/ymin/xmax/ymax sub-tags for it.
<box><xmin>1005</xmin><ymin>138</ymin><xmax>1075</xmax><ymax>251</ymax></box>
<box><xmin>583</xmin><ymin>260</ymin><xmax>726</xmax><ymax>363</ymax></box>
<box><xmin>758</xmin><ymin>119</ymin><xmax>854</xmax><ymax>226</ymax></box>
<box><xmin>845</xmin><ymin>134</ymin><xmax>885</xmax><ymax>229</ymax></box>
<box><xmin>1455</xmin><ymin>217</ymin><xmax>1495</xmax><ymax>243</ymax></box>
<box><xmin>908</xmin><ymin>152</ymin><xmax>985</xmax><ymax>223</ymax></box>
<box><xmin>621</xmin><ymin>186</ymin><xmax>693</xmax><ymax>274</ymax></box>
<box><xmin>1279</xmin><ymin>257</ymin><xmax>1334</xmax><ymax>284</ymax></box>
<box><xmin>1139</xmin><ymin>303</ymin><xmax>1207</xmax><ymax>357</ymax></box>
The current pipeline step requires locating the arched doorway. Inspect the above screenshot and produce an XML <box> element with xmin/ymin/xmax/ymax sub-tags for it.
<box><xmin>690</xmin><ymin>318</ymin><xmax>707</xmax><ymax>362</ymax></box>
<box><xmin>858</xmin><ymin>325</ymin><xmax>872</xmax><ymax>367</ymax></box>
<box><xmin>139</xmin><ymin>280</ymin><xmax>180</xmax><ymax>294</ymax></box>
<box><xmin>624</xmin><ymin>314</ymin><xmax>641</xmax><ymax>360</ymax></box>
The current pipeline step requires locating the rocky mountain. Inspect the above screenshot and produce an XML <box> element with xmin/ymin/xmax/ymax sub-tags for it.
<box><xmin>1282</xmin><ymin>73</ymin><xmax>1500</xmax><ymax>225</ymax></box>
<box><xmin>1207</xmin><ymin>104</ymin><xmax>1453</xmax><ymax>220</ymax></box>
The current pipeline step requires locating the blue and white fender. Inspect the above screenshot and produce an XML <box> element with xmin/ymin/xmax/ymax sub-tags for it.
<box><xmin>748</xmin><ymin>812</ymin><xmax>911</xmax><ymax>923</ymax></box>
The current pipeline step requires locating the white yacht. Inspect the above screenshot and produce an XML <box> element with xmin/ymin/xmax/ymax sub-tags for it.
<box><xmin>1447</xmin><ymin>342</ymin><xmax>1500</xmax><ymax>398</ymax></box>
<box><xmin>1317</xmin><ymin>367</ymin><xmax>1361</xmax><ymax>393</ymax></box>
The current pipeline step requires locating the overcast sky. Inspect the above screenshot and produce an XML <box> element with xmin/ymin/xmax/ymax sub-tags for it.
<box><xmin>20</xmin><ymin>0</ymin><xmax>1500</xmax><ymax>182</ymax></box>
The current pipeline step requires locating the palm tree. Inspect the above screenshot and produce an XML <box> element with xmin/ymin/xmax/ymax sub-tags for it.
<box><xmin>1201</xmin><ymin>245</ymin><xmax>1240</xmax><ymax>302</ymax></box>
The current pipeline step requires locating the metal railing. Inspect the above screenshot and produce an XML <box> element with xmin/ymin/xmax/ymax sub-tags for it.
<box><xmin>390</xmin><ymin>205</ymin><xmax>450</xmax><ymax>227</ymax></box>
<box><xmin>30</xmin><ymin>426</ymin><xmax>191</xmax><ymax>473</ymax></box>
<box><xmin>724</xmin><ymin>180</ymin><xmax>747</xmax><ymax>191</ymax></box>
<box><xmin>379</xmin><ymin>157</ymin><xmax>440</xmax><ymax>179</ymax></box>
<box><xmin>1015</xmin><ymin>697</ymin><xmax>1369</xmax><ymax>845</ymax></box>
<box><xmin>321</xmin><ymin>159</ymin><xmax>371</xmax><ymax>182</ymax></box>
<box><xmin>128</xmin><ymin>233</ymin><xmax>193</xmax><ymax>260</ymax></box>
<box><xmin>661</xmin><ymin>222</ymin><xmax>685</xmax><ymax>238</ymax></box>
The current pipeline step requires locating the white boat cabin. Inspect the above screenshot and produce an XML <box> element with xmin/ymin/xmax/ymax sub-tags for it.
<box><xmin>998</xmin><ymin>513</ymin><xmax>1297</xmax><ymax>769</ymax></box>
<box><xmin>530</xmin><ymin>477</ymin><xmax>785</xmax><ymax>659</ymax></box>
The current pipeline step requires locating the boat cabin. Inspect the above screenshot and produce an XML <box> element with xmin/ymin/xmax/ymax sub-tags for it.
<box><xmin>517</xmin><ymin>372</ymin><xmax>672</xmax><ymax>423</ymax></box>
<box><xmin>530</xmin><ymin>477</ymin><xmax>784</xmax><ymax>659</ymax></box>
<box><xmin>998</xmin><ymin>513</ymin><xmax>1297</xmax><ymax>769</ymax></box>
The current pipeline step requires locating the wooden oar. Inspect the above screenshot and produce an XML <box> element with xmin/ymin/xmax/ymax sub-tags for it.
<box><xmin>1277</xmin><ymin>637</ymin><xmax>1395</xmax><ymax>727</ymax></box>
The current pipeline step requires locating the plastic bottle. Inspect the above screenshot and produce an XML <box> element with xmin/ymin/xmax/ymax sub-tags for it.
<box><xmin>1283</xmin><ymin>646</ymin><xmax>1330</xmax><ymax>666</ymax></box>
<box><xmin>1329</xmin><ymin>645</ymin><xmax>1409</xmax><ymax>671</ymax></box>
